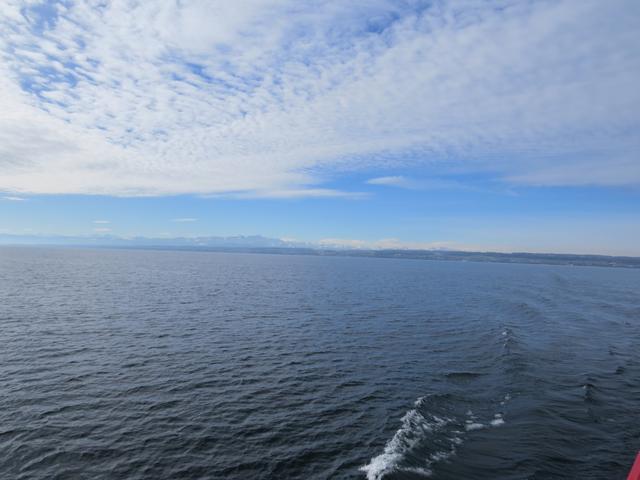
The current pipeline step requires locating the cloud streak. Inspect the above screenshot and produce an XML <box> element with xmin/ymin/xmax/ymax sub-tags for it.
<box><xmin>366</xmin><ymin>175</ymin><xmax>465</xmax><ymax>190</ymax></box>
<box><xmin>0</xmin><ymin>0</ymin><xmax>638</xmax><ymax>196</ymax></box>
<box><xmin>367</xmin><ymin>176</ymin><xmax>416</xmax><ymax>188</ymax></box>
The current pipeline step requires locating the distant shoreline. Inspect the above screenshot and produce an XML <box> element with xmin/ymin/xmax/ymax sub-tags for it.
<box><xmin>2</xmin><ymin>243</ymin><xmax>639</xmax><ymax>269</ymax></box>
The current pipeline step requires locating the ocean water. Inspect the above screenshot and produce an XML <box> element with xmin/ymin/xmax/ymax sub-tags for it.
<box><xmin>1</xmin><ymin>247</ymin><xmax>639</xmax><ymax>480</ymax></box>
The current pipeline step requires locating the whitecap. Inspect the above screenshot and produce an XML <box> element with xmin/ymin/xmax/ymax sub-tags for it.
<box><xmin>490</xmin><ymin>413</ymin><xmax>505</xmax><ymax>426</ymax></box>
<box><xmin>465</xmin><ymin>422</ymin><xmax>485</xmax><ymax>431</ymax></box>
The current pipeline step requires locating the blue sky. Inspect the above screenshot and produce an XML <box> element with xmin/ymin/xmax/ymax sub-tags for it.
<box><xmin>0</xmin><ymin>1</ymin><xmax>639</xmax><ymax>255</ymax></box>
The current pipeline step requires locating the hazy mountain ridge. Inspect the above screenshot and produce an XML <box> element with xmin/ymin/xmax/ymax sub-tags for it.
<box><xmin>1</xmin><ymin>234</ymin><xmax>639</xmax><ymax>269</ymax></box>
<box><xmin>0</xmin><ymin>233</ymin><xmax>296</xmax><ymax>248</ymax></box>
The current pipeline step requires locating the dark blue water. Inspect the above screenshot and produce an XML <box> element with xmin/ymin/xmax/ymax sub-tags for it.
<box><xmin>1</xmin><ymin>247</ymin><xmax>639</xmax><ymax>479</ymax></box>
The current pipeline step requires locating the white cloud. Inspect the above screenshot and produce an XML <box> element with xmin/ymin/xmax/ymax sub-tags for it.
<box><xmin>2</xmin><ymin>195</ymin><xmax>26</xmax><ymax>201</ymax></box>
<box><xmin>93</xmin><ymin>227</ymin><xmax>111</xmax><ymax>233</ymax></box>
<box><xmin>92</xmin><ymin>219</ymin><xmax>110</xmax><ymax>224</ymax></box>
<box><xmin>0</xmin><ymin>0</ymin><xmax>638</xmax><ymax>196</ymax></box>
<box><xmin>210</xmin><ymin>188</ymin><xmax>368</xmax><ymax>199</ymax></box>
<box><xmin>367</xmin><ymin>175</ymin><xmax>470</xmax><ymax>190</ymax></box>
<box><xmin>171</xmin><ymin>217</ymin><xmax>197</xmax><ymax>222</ymax></box>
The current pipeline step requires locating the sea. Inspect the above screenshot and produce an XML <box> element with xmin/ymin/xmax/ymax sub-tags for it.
<box><xmin>1</xmin><ymin>247</ymin><xmax>639</xmax><ymax>479</ymax></box>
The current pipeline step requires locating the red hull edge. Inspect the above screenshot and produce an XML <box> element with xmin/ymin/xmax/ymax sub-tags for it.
<box><xmin>628</xmin><ymin>452</ymin><xmax>640</xmax><ymax>480</ymax></box>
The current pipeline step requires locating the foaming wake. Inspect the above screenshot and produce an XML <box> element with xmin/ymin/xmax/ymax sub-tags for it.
<box><xmin>359</xmin><ymin>397</ymin><xmax>455</xmax><ymax>479</ymax></box>
<box><xmin>360</xmin><ymin>395</ymin><xmax>510</xmax><ymax>479</ymax></box>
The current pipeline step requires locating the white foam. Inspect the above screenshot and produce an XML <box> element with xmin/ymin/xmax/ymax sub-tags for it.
<box><xmin>430</xmin><ymin>450</ymin><xmax>453</xmax><ymax>462</ymax></box>
<box><xmin>490</xmin><ymin>413</ymin><xmax>505</xmax><ymax>426</ymax></box>
<box><xmin>360</xmin><ymin>404</ymin><xmax>451</xmax><ymax>480</ymax></box>
<box><xmin>360</xmin><ymin>450</ymin><xmax>405</xmax><ymax>480</ymax></box>
<box><xmin>465</xmin><ymin>422</ymin><xmax>485</xmax><ymax>431</ymax></box>
<box><xmin>402</xmin><ymin>466</ymin><xmax>433</xmax><ymax>477</ymax></box>
<box><xmin>360</xmin><ymin>410</ymin><xmax>431</xmax><ymax>480</ymax></box>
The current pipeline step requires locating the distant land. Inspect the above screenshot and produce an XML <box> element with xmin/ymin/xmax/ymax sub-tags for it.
<box><xmin>1</xmin><ymin>234</ymin><xmax>639</xmax><ymax>269</ymax></box>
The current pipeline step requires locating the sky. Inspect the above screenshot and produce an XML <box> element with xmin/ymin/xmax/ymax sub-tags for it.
<box><xmin>0</xmin><ymin>0</ymin><xmax>639</xmax><ymax>255</ymax></box>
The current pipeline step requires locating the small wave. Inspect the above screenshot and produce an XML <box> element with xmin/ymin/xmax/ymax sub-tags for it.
<box><xmin>444</xmin><ymin>372</ymin><xmax>486</xmax><ymax>381</ymax></box>
<box><xmin>582</xmin><ymin>382</ymin><xmax>599</xmax><ymax>404</ymax></box>
<box><xmin>501</xmin><ymin>327</ymin><xmax>515</xmax><ymax>347</ymax></box>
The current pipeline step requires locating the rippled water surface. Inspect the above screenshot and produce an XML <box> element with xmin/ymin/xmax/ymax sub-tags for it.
<box><xmin>1</xmin><ymin>247</ymin><xmax>639</xmax><ymax>479</ymax></box>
